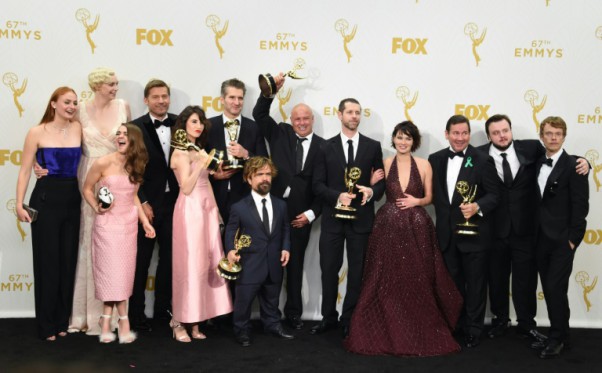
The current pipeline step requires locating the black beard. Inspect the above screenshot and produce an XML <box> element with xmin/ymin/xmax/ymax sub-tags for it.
<box><xmin>492</xmin><ymin>140</ymin><xmax>513</xmax><ymax>151</ymax></box>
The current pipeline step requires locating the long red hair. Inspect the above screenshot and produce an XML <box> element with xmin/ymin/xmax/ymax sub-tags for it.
<box><xmin>39</xmin><ymin>87</ymin><xmax>77</xmax><ymax>124</ymax></box>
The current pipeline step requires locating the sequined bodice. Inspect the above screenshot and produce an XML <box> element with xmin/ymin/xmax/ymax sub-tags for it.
<box><xmin>385</xmin><ymin>156</ymin><xmax>424</xmax><ymax>203</ymax></box>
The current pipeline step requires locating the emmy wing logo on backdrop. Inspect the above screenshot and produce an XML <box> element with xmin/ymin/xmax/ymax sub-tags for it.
<box><xmin>6</xmin><ymin>199</ymin><xmax>26</xmax><ymax>242</ymax></box>
<box><xmin>585</xmin><ymin>150</ymin><xmax>601</xmax><ymax>192</ymax></box>
<box><xmin>334</xmin><ymin>19</ymin><xmax>357</xmax><ymax>63</ymax></box>
<box><xmin>524</xmin><ymin>89</ymin><xmax>547</xmax><ymax>133</ymax></box>
<box><xmin>464</xmin><ymin>23</ymin><xmax>486</xmax><ymax>66</ymax></box>
<box><xmin>278</xmin><ymin>88</ymin><xmax>292</xmax><ymax>122</ymax></box>
<box><xmin>206</xmin><ymin>15</ymin><xmax>228</xmax><ymax>59</ymax></box>
<box><xmin>575</xmin><ymin>271</ymin><xmax>598</xmax><ymax>312</ymax></box>
<box><xmin>395</xmin><ymin>86</ymin><xmax>418</xmax><ymax>122</ymax></box>
<box><xmin>596</xmin><ymin>26</ymin><xmax>602</xmax><ymax>40</ymax></box>
<box><xmin>3</xmin><ymin>72</ymin><xmax>27</xmax><ymax>117</ymax></box>
<box><xmin>75</xmin><ymin>8</ymin><xmax>99</xmax><ymax>54</ymax></box>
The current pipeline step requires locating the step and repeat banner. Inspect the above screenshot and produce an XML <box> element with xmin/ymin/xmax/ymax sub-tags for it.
<box><xmin>1</xmin><ymin>0</ymin><xmax>601</xmax><ymax>326</ymax></box>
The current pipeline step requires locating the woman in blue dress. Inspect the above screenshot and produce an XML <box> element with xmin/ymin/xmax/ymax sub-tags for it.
<box><xmin>15</xmin><ymin>87</ymin><xmax>83</xmax><ymax>340</ymax></box>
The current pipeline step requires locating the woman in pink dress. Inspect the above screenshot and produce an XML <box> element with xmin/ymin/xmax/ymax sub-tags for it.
<box><xmin>170</xmin><ymin>106</ymin><xmax>233</xmax><ymax>342</ymax></box>
<box><xmin>83</xmin><ymin>123</ymin><xmax>155</xmax><ymax>343</ymax></box>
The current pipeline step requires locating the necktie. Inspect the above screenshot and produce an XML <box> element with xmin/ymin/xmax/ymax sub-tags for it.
<box><xmin>296</xmin><ymin>137</ymin><xmax>307</xmax><ymax>173</ymax></box>
<box><xmin>448</xmin><ymin>150</ymin><xmax>465</xmax><ymax>159</ymax></box>
<box><xmin>261</xmin><ymin>198</ymin><xmax>270</xmax><ymax>233</ymax></box>
<box><xmin>154</xmin><ymin>118</ymin><xmax>172</xmax><ymax>128</ymax></box>
<box><xmin>500</xmin><ymin>152</ymin><xmax>513</xmax><ymax>187</ymax></box>
<box><xmin>347</xmin><ymin>139</ymin><xmax>354</xmax><ymax>167</ymax></box>
<box><xmin>544</xmin><ymin>158</ymin><xmax>553</xmax><ymax>167</ymax></box>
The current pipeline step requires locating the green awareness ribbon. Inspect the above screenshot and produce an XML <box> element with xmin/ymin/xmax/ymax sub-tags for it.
<box><xmin>464</xmin><ymin>156</ymin><xmax>473</xmax><ymax>168</ymax></box>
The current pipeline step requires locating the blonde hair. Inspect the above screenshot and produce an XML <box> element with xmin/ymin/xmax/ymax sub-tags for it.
<box><xmin>88</xmin><ymin>67</ymin><xmax>115</xmax><ymax>91</ymax></box>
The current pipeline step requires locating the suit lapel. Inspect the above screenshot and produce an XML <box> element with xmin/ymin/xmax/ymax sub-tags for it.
<box><xmin>543</xmin><ymin>150</ymin><xmax>568</xmax><ymax>198</ymax></box>
<box><xmin>332</xmin><ymin>136</ymin><xmax>347</xmax><ymax>170</ymax></box>
<box><xmin>452</xmin><ymin>147</ymin><xmax>475</xmax><ymax>206</ymax></box>
<box><xmin>437</xmin><ymin>151</ymin><xmax>450</xmax><ymax>206</ymax></box>
<box><xmin>142</xmin><ymin>115</ymin><xmax>166</xmax><ymax>165</ymax></box>
<box><xmin>270</xmin><ymin>197</ymin><xmax>280</xmax><ymax>236</ymax></box>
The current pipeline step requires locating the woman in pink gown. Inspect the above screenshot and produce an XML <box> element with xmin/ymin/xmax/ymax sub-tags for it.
<box><xmin>83</xmin><ymin>124</ymin><xmax>155</xmax><ymax>343</ymax></box>
<box><xmin>170</xmin><ymin>106</ymin><xmax>233</xmax><ymax>342</ymax></box>
<box><xmin>344</xmin><ymin>121</ymin><xmax>462</xmax><ymax>356</ymax></box>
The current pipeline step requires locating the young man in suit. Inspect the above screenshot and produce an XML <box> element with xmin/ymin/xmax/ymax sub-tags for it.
<box><xmin>225</xmin><ymin>156</ymin><xmax>293</xmax><ymax>347</ymax></box>
<box><xmin>311</xmin><ymin>98</ymin><xmax>385</xmax><ymax>338</ymax></box>
<box><xmin>252</xmin><ymin>73</ymin><xmax>325</xmax><ymax>330</ymax></box>
<box><xmin>477</xmin><ymin>115</ymin><xmax>589</xmax><ymax>342</ymax></box>
<box><xmin>129</xmin><ymin>80</ymin><xmax>179</xmax><ymax>330</ymax></box>
<box><xmin>532</xmin><ymin>116</ymin><xmax>589</xmax><ymax>359</ymax></box>
<box><xmin>207</xmin><ymin>78</ymin><xmax>268</xmax><ymax>226</ymax></box>
<box><xmin>428</xmin><ymin>114</ymin><xmax>499</xmax><ymax>348</ymax></box>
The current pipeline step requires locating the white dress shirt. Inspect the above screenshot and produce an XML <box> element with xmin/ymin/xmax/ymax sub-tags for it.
<box><xmin>446</xmin><ymin>147</ymin><xmax>465</xmax><ymax>203</ymax></box>
<box><xmin>537</xmin><ymin>149</ymin><xmax>563</xmax><ymax>197</ymax></box>
<box><xmin>251</xmin><ymin>190</ymin><xmax>273</xmax><ymax>233</ymax></box>
<box><xmin>489</xmin><ymin>142</ymin><xmax>520</xmax><ymax>182</ymax></box>
<box><xmin>283</xmin><ymin>132</ymin><xmax>315</xmax><ymax>223</ymax></box>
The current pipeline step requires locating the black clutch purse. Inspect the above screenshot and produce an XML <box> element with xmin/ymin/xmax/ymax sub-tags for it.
<box><xmin>22</xmin><ymin>204</ymin><xmax>38</xmax><ymax>222</ymax></box>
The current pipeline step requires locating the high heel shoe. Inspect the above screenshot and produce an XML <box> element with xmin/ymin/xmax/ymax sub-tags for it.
<box><xmin>191</xmin><ymin>324</ymin><xmax>206</xmax><ymax>340</ymax></box>
<box><xmin>98</xmin><ymin>315</ymin><xmax>116</xmax><ymax>343</ymax></box>
<box><xmin>117</xmin><ymin>316</ymin><xmax>137</xmax><ymax>344</ymax></box>
<box><xmin>169</xmin><ymin>319</ymin><xmax>191</xmax><ymax>342</ymax></box>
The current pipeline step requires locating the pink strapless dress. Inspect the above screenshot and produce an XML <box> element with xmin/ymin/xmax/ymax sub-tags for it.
<box><xmin>172</xmin><ymin>166</ymin><xmax>232</xmax><ymax>323</ymax></box>
<box><xmin>92</xmin><ymin>174</ymin><xmax>138</xmax><ymax>301</ymax></box>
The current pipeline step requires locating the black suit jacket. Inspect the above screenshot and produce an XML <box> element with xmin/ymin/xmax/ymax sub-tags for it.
<box><xmin>535</xmin><ymin>150</ymin><xmax>589</xmax><ymax>248</ymax></box>
<box><xmin>224</xmin><ymin>194</ymin><xmax>290</xmax><ymax>285</ymax></box>
<box><xmin>132</xmin><ymin>113</ymin><xmax>179</xmax><ymax>206</ymax></box>
<box><xmin>252</xmin><ymin>95</ymin><xmax>324</xmax><ymax>219</ymax></box>
<box><xmin>206</xmin><ymin>115</ymin><xmax>269</xmax><ymax>219</ymax></box>
<box><xmin>476</xmin><ymin>140</ymin><xmax>544</xmax><ymax>238</ymax></box>
<box><xmin>428</xmin><ymin>145</ymin><xmax>499</xmax><ymax>253</ymax></box>
<box><xmin>313</xmin><ymin>133</ymin><xmax>385</xmax><ymax>234</ymax></box>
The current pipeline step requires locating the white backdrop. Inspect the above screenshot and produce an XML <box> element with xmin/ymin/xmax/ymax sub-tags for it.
<box><xmin>1</xmin><ymin>0</ymin><xmax>601</xmax><ymax>327</ymax></box>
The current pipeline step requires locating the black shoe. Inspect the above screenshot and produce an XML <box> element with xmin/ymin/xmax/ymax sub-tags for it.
<box><xmin>488</xmin><ymin>321</ymin><xmax>510</xmax><ymax>339</ymax></box>
<box><xmin>540</xmin><ymin>342</ymin><xmax>564</xmax><ymax>359</ymax></box>
<box><xmin>530</xmin><ymin>340</ymin><xmax>547</xmax><ymax>350</ymax></box>
<box><xmin>268</xmin><ymin>326</ymin><xmax>294</xmax><ymax>340</ymax></box>
<box><xmin>286</xmin><ymin>315</ymin><xmax>304</xmax><ymax>330</ymax></box>
<box><xmin>518</xmin><ymin>328</ymin><xmax>548</xmax><ymax>343</ymax></box>
<box><xmin>130</xmin><ymin>315</ymin><xmax>152</xmax><ymax>332</ymax></box>
<box><xmin>236</xmin><ymin>334</ymin><xmax>251</xmax><ymax>347</ymax></box>
<box><xmin>310</xmin><ymin>320</ymin><xmax>338</xmax><ymax>335</ymax></box>
<box><xmin>342</xmin><ymin>325</ymin><xmax>350</xmax><ymax>338</ymax></box>
<box><xmin>464</xmin><ymin>334</ymin><xmax>480</xmax><ymax>348</ymax></box>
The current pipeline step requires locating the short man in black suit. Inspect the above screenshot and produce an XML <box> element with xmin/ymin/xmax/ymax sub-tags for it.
<box><xmin>207</xmin><ymin>78</ymin><xmax>268</xmax><ymax>226</ymax></box>
<box><xmin>130</xmin><ymin>79</ymin><xmax>179</xmax><ymax>330</ymax></box>
<box><xmin>532</xmin><ymin>116</ymin><xmax>589</xmax><ymax>359</ymax></box>
<box><xmin>428</xmin><ymin>114</ymin><xmax>499</xmax><ymax>347</ymax></box>
<box><xmin>477</xmin><ymin>114</ymin><xmax>589</xmax><ymax>341</ymax></box>
<box><xmin>225</xmin><ymin>157</ymin><xmax>293</xmax><ymax>347</ymax></box>
<box><xmin>311</xmin><ymin>98</ymin><xmax>385</xmax><ymax>337</ymax></box>
<box><xmin>252</xmin><ymin>73</ymin><xmax>325</xmax><ymax>330</ymax></box>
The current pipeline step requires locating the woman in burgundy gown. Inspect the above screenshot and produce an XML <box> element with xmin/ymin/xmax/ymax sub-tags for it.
<box><xmin>344</xmin><ymin>121</ymin><xmax>462</xmax><ymax>357</ymax></box>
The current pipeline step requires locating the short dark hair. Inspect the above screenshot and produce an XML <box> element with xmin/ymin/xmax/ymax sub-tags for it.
<box><xmin>143</xmin><ymin>79</ymin><xmax>170</xmax><ymax>98</ymax></box>
<box><xmin>391</xmin><ymin>121</ymin><xmax>421</xmax><ymax>152</ymax></box>
<box><xmin>446</xmin><ymin>114</ymin><xmax>471</xmax><ymax>132</ymax></box>
<box><xmin>485</xmin><ymin>114</ymin><xmax>512</xmax><ymax>136</ymax></box>
<box><xmin>243</xmin><ymin>156</ymin><xmax>278</xmax><ymax>183</ymax></box>
<box><xmin>220</xmin><ymin>78</ymin><xmax>246</xmax><ymax>97</ymax></box>
<box><xmin>338</xmin><ymin>98</ymin><xmax>361</xmax><ymax>113</ymax></box>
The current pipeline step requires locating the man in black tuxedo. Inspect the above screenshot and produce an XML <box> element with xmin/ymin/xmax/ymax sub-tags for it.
<box><xmin>532</xmin><ymin>116</ymin><xmax>589</xmax><ymax>359</ymax></box>
<box><xmin>130</xmin><ymin>79</ymin><xmax>179</xmax><ymax>330</ymax></box>
<box><xmin>225</xmin><ymin>157</ymin><xmax>293</xmax><ymax>347</ymax></box>
<box><xmin>252</xmin><ymin>73</ymin><xmax>325</xmax><ymax>330</ymax></box>
<box><xmin>428</xmin><ymin>114</ymin><xmax>499</xmax><ymax>347</ymax></box>
<box><xmin>477</xmin><ymin>115</ymin><xmax>589</xmax><ymax>341</ymax></box>
<box><xmin>207</xmin><ymin>78</ymin><xmax>268</xmax><ymax>226</ymax></box>
<box><xmin>311</xmin><ymin>98</ymin><xmax>385</xmax><ymax>337</ymax></box>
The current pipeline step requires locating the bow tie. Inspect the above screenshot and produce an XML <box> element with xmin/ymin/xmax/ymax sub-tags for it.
<box><xmin>154</xmin><ymin>118</ymin><xmax>172</xmax><ymax>129</ymax></box>
<box><xmin>448</xmin><ymin>150</ymin><xmax>465</xmax><ymax>159</ymax></box>
<box><xmin>543</xmin><ymin>158</ymin><xmax>553</xmax><ymax>167</ymax></box>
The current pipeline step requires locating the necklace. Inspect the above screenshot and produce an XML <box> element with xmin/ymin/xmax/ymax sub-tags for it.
<box><xmin>48</xmin><ymin>121</ymin><xmax>70</xmax><ymax>139</ymax></box>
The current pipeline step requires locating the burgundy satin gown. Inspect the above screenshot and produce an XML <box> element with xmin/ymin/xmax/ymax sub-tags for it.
<box><xmin>344</xmin><ymin>157</ymin><xmax>462</xmax><ymax>356</ymax></box>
